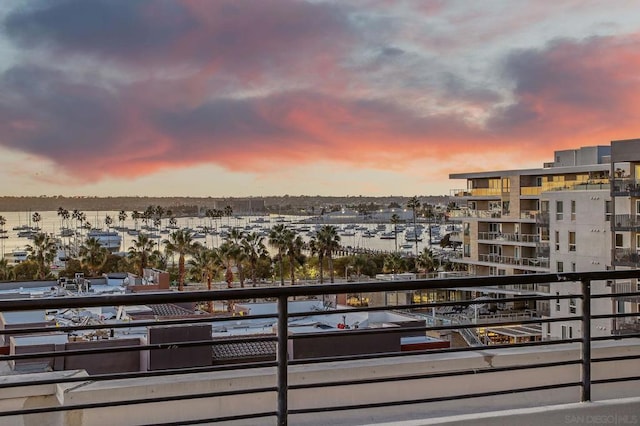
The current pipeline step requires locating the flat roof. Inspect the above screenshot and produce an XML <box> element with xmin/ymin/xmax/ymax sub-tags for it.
<box><xmin>486</xmin><ymin>325</ymin><xmax>542</xmax><ymax>338</ymax></box>
<box><xmin>449</xmin><ymin>163</ymin><xmax>609</xmax><ymax>180</ymax></box>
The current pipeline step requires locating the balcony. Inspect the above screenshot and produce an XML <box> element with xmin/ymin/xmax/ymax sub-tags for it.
<box><xmin>613</xmin><ymin>214</ymin><xmax>640</xmax><ymax>231</ymax></box>
<box><xmin>613</xmin><ymin>248</ymin><xmax>640</xmax><ymax>267</ymax></box>
<box><xmin>0</xmin><ymin>271</ymin><xmax>639</xmax><ymax>424</ymax></box>
<box><xmin>612</xmin><ymin>178</ymin><xmax>640</xmax><ymax>196</ymax></box>
<box><xmin>478</xmin><ymin>253</ymin><xmax>549</xmax><ymax>269</ymax></box>
<box><xmin>449</xmin><ymin>209</ymin><xmax>502</xmax><ymax>219</ymax></box>
<box><xmin>450</xmin><ymin>188</ymin><xmax>502</xmax><ymax>198</ymax></box>
<box><xmin>478</xmin><ymin>232</ymin><xmax>540</xmax><ymax>244</ymax></box>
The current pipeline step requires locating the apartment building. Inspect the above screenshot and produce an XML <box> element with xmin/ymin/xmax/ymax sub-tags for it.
<box><xmin>449</xmin><ymin>141</ymin><xmax>640</xmax><ymax>339</ymax></box>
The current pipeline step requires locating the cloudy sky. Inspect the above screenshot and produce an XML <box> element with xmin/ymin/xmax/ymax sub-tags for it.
<box><xmin>1</xmin><ymin>0</ymin><xmax>639</xmax><ymax>197</ymax></box>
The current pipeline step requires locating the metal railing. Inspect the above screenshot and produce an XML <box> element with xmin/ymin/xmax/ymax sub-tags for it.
<box><xmin>478</xmin><ymin>253</ymin><xmax>550</xmax><ymax>268</ymax></box>
<box><xmin>478</xmin><ymin>232</ymin><xmax>539</xmax><ymax>243</ymax></box>
<box><xmin>0</xmin><ymin>270</ymin><xmax>640</xmax><ymax>425</ymax></box>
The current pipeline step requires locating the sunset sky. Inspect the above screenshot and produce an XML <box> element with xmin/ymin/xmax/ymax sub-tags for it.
<box><xmin>1</xmin><ymin>0</ymin><xmax>639</xmax><ymax>197</ymax></box>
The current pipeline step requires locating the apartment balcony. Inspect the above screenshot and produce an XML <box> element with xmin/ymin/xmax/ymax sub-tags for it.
<box><xmin>478</xmin><ymin>253</ymin><xmax>549</xmax><ymax>269</ymax></box>
<box><xmin>478</xmin><ymin>232</ymin><xmax>540</xmax><ymax>244</ymax></box>
<box><xmin>450</xmin><ymin>188</ymin><xmax>502</xmax><ymax>198</ymax></box>
<box><xmin>612</xmin><ymin>178</ymin><xmax>640</xmax><ymax>196</ymax></box>
<box><xmin>449</xmin><ymin>208</ymin><xmax>502</xmax><ymax>219</ymax></box>
<box><xmin>520</xmin><ymin>186</ymin><xmax>542</xmax><ymax>196</ymax></box>
<box><xmin>613</xmin><ymin>248</ymin><xmax>640</xmax><ymax>267</ymax></box>
<box><xmin>1</xmin><ymin>271</ymin><xmax>640</xmax><ymax>425</ymax></box>
<box><xmin>613</xmin><ymin>214</ymin><xmax>640</xmax><ymax>231</ymax></box>
<box><xmin>520</xmin><ymin>210</ymin><xmax>540</xmax><ymax>221</ymax></box>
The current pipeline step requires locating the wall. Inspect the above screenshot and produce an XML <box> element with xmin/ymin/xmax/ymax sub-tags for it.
<box><xmin>1</xmin><ymin>339</ymin><xmax>639</xmax><ymax>425</ymax></box>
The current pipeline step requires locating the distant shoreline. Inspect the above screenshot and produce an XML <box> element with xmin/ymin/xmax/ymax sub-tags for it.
<box><xmin>0</xmin><ymin>195</ymin><xmax>450</xmax><ymax>213</ymax></box>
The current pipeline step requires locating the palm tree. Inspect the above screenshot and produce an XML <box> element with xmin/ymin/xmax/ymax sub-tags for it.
<box><xmin>218</xmin><ymin>241</ymin><xmax>237</xmax><ymax>288</ymax></box>
<box><xmin>317</xmin><ymin>225</ymin><xmax>341</xmax><ymax>283</ymax></box>
<box><xmin>25</xmin><ymin>232</ymin><xmax>58</xmax><ymax>279</ymax></box>
<box><xmin>268</xmin><ymin>224</ymin><xmax>289</xmax><ymax>286</ymax></box>
<box><xmin>188</xmin><ymin>246</ymin><xmax>221</xmax><ymax>312</ymax></box>
<box><xmin>0</xmin><ymin>258</ymin><xmax>14</xmax><ymax>281</ymax></box>
<box><xmin>131</xmin><ymin>210</ymin><xmax>141</xmax><ymax>230</ymax></box>
<box><xmin>0</xmin><ymin>215</ymin><xmax>6</xmax><ymax>258</ymax></box>
<box><xmin>406</xmin><ymin>196</ymin><xmax>421</xmax><ymax>257</ymax></box>
<box><xmin>416</xmin><ymin>248</ymin><xmax>439</xmax><ymax>276</ymax></box>
<box><xmin>128</xmin><ymin>233</ymin><xmax>156</xmax><ymax>277</ymax></box>
<box><xmin>225</xmin><ymin>229</ymin><xmax>247</xmax><ymax>286</ymax></box>
<box><xmin>104</xmin><ymin>215</ymin><xmax>113</xmax><ymax>231</ymax></box>
<box><xmin>32</xmin><ymin>212</ymin><xmax>42</xmax><ymax>231</ymax></box>
<box><xmin>242</xmin><ymin>231</ymin><xmax>268</xmax><ymax>285</ymax></box>
<box><xmin>309</xmin><ymin>234</ymin><xmax>325</xmax><ymax>284</ymax></box>
<box><xmin>79</xmin><ymin>237</ymin><xmax>109</xmax><ymax>276</ymax></box>
<box><xmin>351</xmin><ymin>254</ymin><xmax>371</xmax><ymax>281</ymax></box>
<box><xmin>390</xmin><ymin>213</ymin><xmax>400</xmax><ymax>253</ymax></box>
<box><xmin>163</xmin><ymin>229</ymin><xmax>200</xmax><ymax>291</ymax></box>
<box><xmin>383</xmin><ymin>252</ymin><xmax>407</xmax><ymax>276</ymax></box>
<box><xmin>286</xmin><ymin>232</ymin><xmax>305</xmax><ymax>285</ymax></box>
<box><xmin>118</xmin><ymin>210</ymin><xmax>128</xmax><ymax>249</ymax></box>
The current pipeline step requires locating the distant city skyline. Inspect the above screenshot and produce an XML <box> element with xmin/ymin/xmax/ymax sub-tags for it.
<box><xmin>0</xmin><ymin>1</ymin><xmax>639</xmax><ymax>197</ymax></box>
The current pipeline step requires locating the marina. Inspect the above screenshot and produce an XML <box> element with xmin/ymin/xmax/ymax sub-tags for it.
<box><xmin>0</xmin><ymin>210</ymin><xmax>458</xmax><ymax>263</ymax></box>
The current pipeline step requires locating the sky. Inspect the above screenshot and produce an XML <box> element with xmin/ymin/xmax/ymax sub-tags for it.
<box><xmin>1</xmin><ymin>0</ymin><xmax>640</xmax><ymax>198</ymax></box>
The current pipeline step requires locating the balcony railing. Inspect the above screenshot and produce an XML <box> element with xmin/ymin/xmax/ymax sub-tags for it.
<box><xmin>613</xmin><ymin>248</ymin><xmax>640</xmax><ymax>266</ymax></box>
<box><xmin>613</xmin><ymin>214</ymin><xmax>640</xmax><ymax>230</ymax></box>
<box><xmin>478</xmin><ymin>253</ymin><xmax>549</xmax><ymax>268</ymax></box>
<box><xmin>449</xmin><ymin>209</ymin><xmax>502</xmax><ymax>219</ymax></box>
<box><xmin>0</xmin><ymin>271</ymin><xmax>639</xmax><ymax>425</ymax></box>
<box><xmin>612</xmin><ymin>178</ymin><xmax>640</xmax><ymax>195</ymax></box>
<box><xmin>478</xmin><ymin>232</ymin><xmax>540</xmax><ymax>243</ymax></box>
<box><xmin>450</xmin><ymin>188</ymin><xmax>502</xmax><ymax>197</ymax></box>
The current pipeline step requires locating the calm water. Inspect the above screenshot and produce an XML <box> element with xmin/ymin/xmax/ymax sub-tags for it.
<box><xmin>0</xmin><ymin>211</ymin><xmax>441</xmax><ymax>259</ymax></box>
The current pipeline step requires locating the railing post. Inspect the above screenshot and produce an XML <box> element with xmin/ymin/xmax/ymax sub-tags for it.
<box><xmin>581</xmin><ymin>279</ymin><xmax>591</xmax><ymax>402</ymax></box>
<box><xmin>277</xmin><ymin>295</ymin><xmax>289</xmax><ymax>425</ymax></box>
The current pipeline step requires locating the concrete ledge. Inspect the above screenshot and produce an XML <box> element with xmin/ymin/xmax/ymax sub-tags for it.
<box><xmin>368</xmin><ymin>397</ymin><xmax>640</xmax><ymax>426</ymax></box>
<box><xmin>1</xmin><ymin>339</ymin><xmax>639</xmax><ymax>425</ymax></box>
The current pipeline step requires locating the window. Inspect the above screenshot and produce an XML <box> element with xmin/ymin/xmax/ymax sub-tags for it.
<box><xmin>571</xmin><ymin>200</ymin><xmax>576</xmax><ymax>221</ymax></box>
<box><xmin>556</xmin><ymin>201</ymin><xmax>563</xmax><ymax>220</ymax></box>
<box><xmin>636</xmin><ymin>234</ymin><xmax>640</xmax><ymax>251</ymax></box>
<box><xmin>615</xmin><ymin>233</ymin><xmax>624</xmax><ymax>248</ymax></box>
<box><xmin>569</xmin><ymin>298</ymin><xmax>577</xmax><ymax>314</ymax></box>
<box><xmin>571</xmin><ymin>262</ymin><xmax>576</xmax><ymax>272</ymax></box>
<box><xmin>569</xmin><ymin>231</ymin><xmax>576</xmax><ymax>252</ymax></box>
<box><xmin>555</xmin><ymin>231</ymin><xmax>560</xmax><ymax>251</ymax></box>
<box><xmin>463</xmin><ymin>244</ymin><xmax>470</xmax><ymax>257</ymax></box>
<box><xmin>502</xmin><ymin>178</ymin><xmax>510</xmax><ymax>192</ymax></box>
<box><xmin>605</xmin><ymin>200</ymin><xmax>612</xmax><ymax>222</ymax></box>
<box><xmin>636</xmin><ymin>200</ymin><xmax>640</xmax><ymax>217</ymax></box>
<box><xmin>556</xmin><ymin>292</ymin><xmax>561</xmax><ymax>312</ymax></box>
<box><xmin>557</xmin><ymin>261</ymin><xmax>564</xmax><ymax>273</ymax></box>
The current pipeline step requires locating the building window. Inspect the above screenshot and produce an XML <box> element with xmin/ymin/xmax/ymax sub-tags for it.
<box><xmin>555</xmin><ymin>231</ymin><xmax>560</xmax><ymax>251</ymax></box>
<box><xmin>615</xmin><ymin>233</ymin><xmax>624</xmax><ymax>248</ymax></box>
<box><xmin>605</xmin><ymin>200</ymin><xmax>612</xmax><ymax>222</ymax></box>
<box><xmin>557</xmin><ymin>261</ymin><xmax>564</xmax><ymax>273</ymax></box>
<box><xmin>636</xmin><ymin>234</ymin><xmax>640</xmax><ymax>250</ymax></box>
<box><xmin>556</xmin><ymin>292</ymin><xmax>561</xmax><ymax>312</ymax></box>
<box><xmin>636</xmin><ymin>200</ymin><xmax>640</xmax><ymax>217</ymax></box>
<box><xmin>569</xmin><ymin>298</ymin><xmax>577</xmax><ymax>314</ymax></box>
<box><xmin>571</xmin><ymin>262</ymin><xmax>576</xmax><ymax>272</ymax></box>
<box><xmin>463</xmin><ymin>244</ymin><xmax>470</xmax><ymax>257</ymax></box>
<box><xmin>502</xmin><ymin>178</ymin><xmax>510</xmax><ymax>192</ymax></box>
<box><xmin>571</xmin><ymin>200</ymin><xmax>576</xmax><ymax>221</ymax></box>
<box><xmin>569</xmin><ymin>231</ymin><xmax>576</xmax><ymax>252</ymax></box>
<box><xmin>556</xmin><ymin>201</ymin><xmax>563</xmax><ymax>220</ymax></box>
